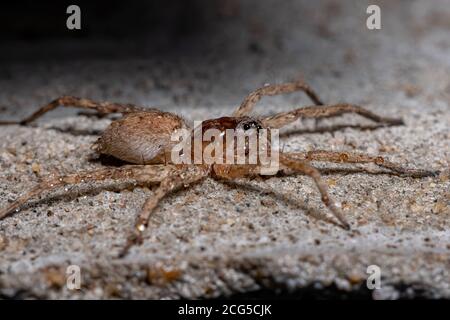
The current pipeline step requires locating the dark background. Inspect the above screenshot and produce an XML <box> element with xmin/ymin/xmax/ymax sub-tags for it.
<box><xmin>0</xmin><ymin>0</ymin><xmax>232</xmax><ymax>61</ymax></box>
<box><xmin>0</xmin><ymin>0</ymin><xmax>448</xmax><ymax>111</ymax></box>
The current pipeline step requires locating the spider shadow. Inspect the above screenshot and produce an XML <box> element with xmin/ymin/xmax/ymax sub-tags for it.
<box><xmin>217</xmin><ymin>165</ymin><xmax>402</xmax><ymax>230</ymax></box>
<box><xmin>279</xmin><ymin>123</ymin><xmax>392</xmax><ymax>139</ymax></box>
<box><xmin>48</xmin><ymin>127</ymin><xmax>103</xmax><ymax>136</ymax></box>
<box><xmin>88</xmin><ymin>154</ymin><xmax>130</xmax><ymax>167</ymax></box>
<box><xmin>217</xmin><ymin>178</ymin><xmax>342</xmax><ymax>229</ymax></box>
<box><xmin>43</xmin><ymin>112</ymin><xmax>123</xmax><ymax>136</ymax></box>
<box><xmin>15</xmin><ymin>181</ymin><xmax>155</xmax><ymax>218</ymax></box>
<box><xmin>9</xmin><ymin>159</ymin><xmax>153</xmax><ymax>219</ymax></box>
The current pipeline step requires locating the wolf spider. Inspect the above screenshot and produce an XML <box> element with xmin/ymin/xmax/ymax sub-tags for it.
<box><xmin>0</xmin><ymin>80</ymin><xmax>438</xmax><ymax>257</ymax></box>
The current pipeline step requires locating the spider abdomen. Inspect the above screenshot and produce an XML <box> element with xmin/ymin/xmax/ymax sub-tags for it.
<box><xmin>92</xmin><ymin>110</ymin><xmax>187</xmax><ymax>164</ymax></box>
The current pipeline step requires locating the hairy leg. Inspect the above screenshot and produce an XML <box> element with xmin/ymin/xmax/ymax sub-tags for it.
<box><xmin>286</xmin><ymin>150</ymin><xmax>439</xmax><ymax>178</ymax></box>
<box><xmin>262</xmin><ymin>104</ymin><xmax>404</xmax><ymax>128</ymax></box>
<box><xmin>233</xmin><ymin>80</ymin><xmax>324</xmax><ymax>117</ymax></box>
<box><xmin>212</xmin><ymin>161</ymin><xmax>349</xmax><ymax>230</ymax></box>
<box><xmin>0</xmin><ymin>165</ymin><xmax>173</xmax><ymax>220</ymax></box>
<box><xmin>279</xmin><ymin>153</ymin><xmax>350</xmax><ymax>229</ymax></box>
<box><xmin>119</xmin><ymin>165</ymin><xmax>210</xmax><ymax>257</ymax></box>
<box><xmin>0</xmin><ymin>96</ymin><xmax>144</xmax><ymax>125</ymax></box>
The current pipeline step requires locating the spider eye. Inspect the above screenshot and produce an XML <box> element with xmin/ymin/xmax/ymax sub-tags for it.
<box><xmin>242</xmin><ymin>121</ymin><xmax>262</xmax><ymax>131</ymax></box>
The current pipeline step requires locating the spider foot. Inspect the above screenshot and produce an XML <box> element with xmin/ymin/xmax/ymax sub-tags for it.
<box><xmin>118</xmin><ymin>229</ymin><xmax>144</xmax><ymax>258</ymax></box>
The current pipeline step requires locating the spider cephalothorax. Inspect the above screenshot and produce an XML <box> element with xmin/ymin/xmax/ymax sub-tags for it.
<box><xmin>0</xmin><ymin>80</ymin><xmax>438</xmax><ymax>257</ymax></box>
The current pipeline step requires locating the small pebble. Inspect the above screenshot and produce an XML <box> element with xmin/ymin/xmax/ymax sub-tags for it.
<box><xmin>31</xmin><ymin>162</ymin><xmax>41</xmax><ymax>175</ymax></box>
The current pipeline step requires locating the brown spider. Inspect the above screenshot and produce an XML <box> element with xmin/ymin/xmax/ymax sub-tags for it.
<box><xmin>0</xmin><ymin>80</ymin><xmax>438</xmax><ymax>257</ymax></box>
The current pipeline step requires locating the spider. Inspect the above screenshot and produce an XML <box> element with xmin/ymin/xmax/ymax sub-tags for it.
<box><xmin>0</xmin><ymin>80</ymin><xmax>438</xmax><ymax>257</ymax></box>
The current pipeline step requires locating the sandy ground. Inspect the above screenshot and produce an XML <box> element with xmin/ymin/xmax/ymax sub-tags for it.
<box><xmin>0</xmin><ymin>0</ymin><xmax>449</xmax><ymax>299</ymax></box>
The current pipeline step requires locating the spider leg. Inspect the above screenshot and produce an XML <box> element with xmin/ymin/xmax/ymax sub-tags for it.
<box><xmin>286</xmin><ymin>150</ymin><xmax>439</xmax><ymax>178</ymax></box>
<box><xmin>0</xmin><ymin>96</ymin><xmax>145</xmax><ymax>125</ymax></box>
<box><xmin>212</xmin><ymin>160</ymin><xmax>350</xmax><ymax>230</ymax></box>
<box><xmin>233</xmin><ymin>80</ymin><xmax>324</xmax><ymax>117</ymax></box>
<box><xmin>279</xmin><ymin>153</ymin><xmax>350</xmax><ymax>230</ymax></box>
<box><xmin>262</xmin><ymin>104</ymin><xmax>404</xmax><ymax>128</ymax></box>
<box><xmin>119</xmin><ymin>165</ymin><xmax>210</xmax><ymax>257</ymax></box>
<box><xmin>0</xmin><ymin>165</ymin><xmax>172</xmax><ymax>220</ymax></box>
